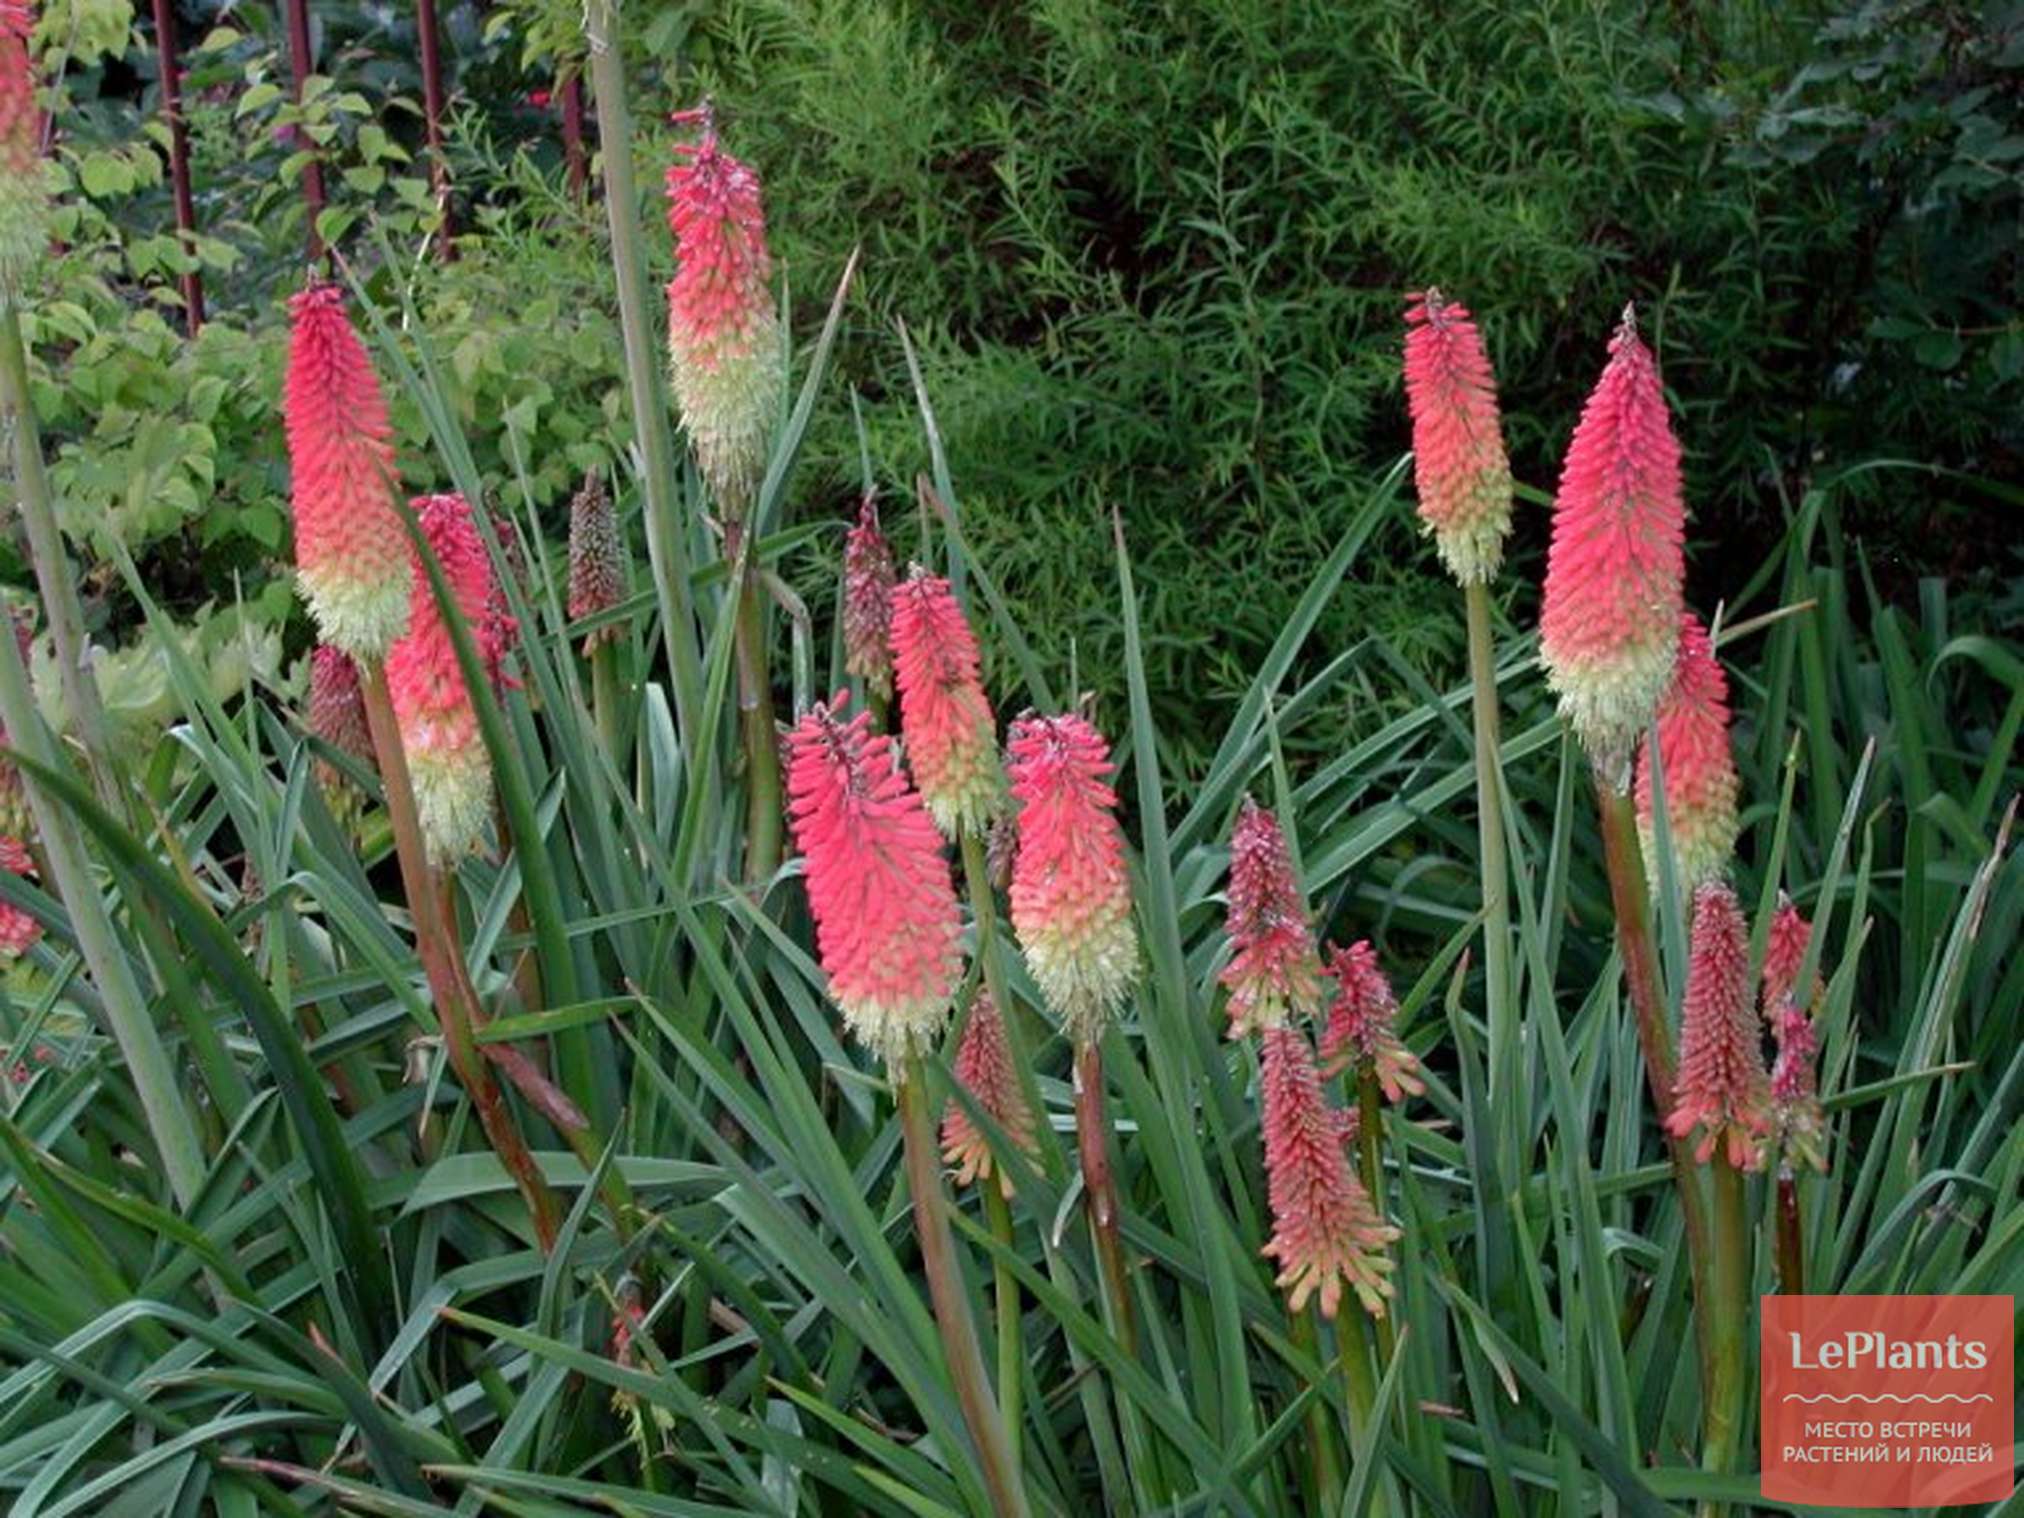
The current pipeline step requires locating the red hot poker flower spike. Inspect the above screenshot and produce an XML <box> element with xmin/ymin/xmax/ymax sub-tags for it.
<box><xmin>664</xmin><ymin>106</ymin><xmax>785</xmax><ymax>519</ymax></box>
<box><xmin>941</xmin><ymin>987</ymin><xmax>1039</xmax><ymax>1197</ymax></box>
<box><xmin>1320</xmin><ymin>940</ymin><xmax>1424</xmax><ymax>1103</ymax></box>
<box><xmin>284</xmin><ymin>283</ymin><xmax>410</xmax><ymax>659</ymax></box>
<box><xmin>385</xmin><ymin>494</ymin><xmax>505</xmax><ymax>864</ymax></box>
<box><xmin>1005</xmin><ymin>711</ymin><xmax>1139</xmax><ymax>1043</ymax></box>
<box><xmin>1635</xmin><ymin>610</ymin><xmax>1740</xmax><ymax>894</ymax></box>
<box><xmin>1538</xmin><ymin>307</ymin><xmax>1686</xmax><ymax>777</ymax></box>
<box><xmin>566</xmin><ymin>470</ymin><xmax>628</xmax><ymax>655</ymax></box>
<box><xmin>1666</xmin><ymin>881</ymin><xmax>1772</xmax><ymax>1170</ymax></box>
<box><xmin>842</xmin><ymin>493</ymin><xmax>897</xmax><ymax>701</ymax></box>
<box><xmin>1763</xmin><ymin>895</ymin><xmax>1828</xmax><ymax>1175</ymax></box>
<box><xmin>785</xmin><ymin>691</ymin><xmax>963</xmax><ymax>1065</ymax></box>
<box><xmin>0</xmin><ymin>1</ymin><xmax>45</xmax><ymax>287</ymax></box>
<box><xmin>889</xmin><ymin>568</ymin><xmax>1003</xmax><ymax>837</ymax></box>
<box><xmin>1402</xmin><ymin>289</ymin><xmax>1513</xmax><ymax>585</ymax></box>
<box><xmin>1221</xmin><ymin>798</ymin><xmax>1326</xmax><ymax>1038</ymax></box>
<box><xmin>1259</xmin><ymin>1023</ymin><xmax>1400</xmax><ymax>1319</ymax></box>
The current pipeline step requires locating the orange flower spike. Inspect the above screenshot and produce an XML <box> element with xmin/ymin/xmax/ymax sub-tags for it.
<box><xmin>664</xmin><ymin>105</ymin><xmax>785</xmax><ymax>518</ymax></box>
<box><xmin>889</xmin><ymin>568</ymin><xmax>1004</xmax><ymax>837</ymax></box>
<box><xmin>1005</xmin><ymin>711</ymin><xmax>1139</xmax><ymax>1042</ymax></box>
<box><xmin>1220</xmin><ymin>798</ymin><xmax>1326</xmax><ymax>1039</ymax></box>
<box><xmin>941</xmin><ymin>987</ymin><xmax>1039</xmax><ymax>1197</ymax></box>
<box><xmin>1402</xmin><ymin>289</ymin><xmax>1514</xmax><ymax>584</ymax></box>
<box><xmin>1259</xmin><ymin>1024</ymin><xmax>1400</xmax><ymax>1319</ymax></box>
<box><xmin>785</xmin><ymin>691</ymin><xmax>963</xmax><ymax>1064</ymax></box>
<box><xmin>1666</xmin><ymin>881</ymin><xmax>1772</xmax><ymax>1170</ymax></box>
<box><xmin>1320</xmin><ymin>940</ymin><xmax>1424</xmax><ymax>1103</ymax></box>
<box><xmin>385</xmin><ymin>494</ymin><xmax>504</xmax><ymax>864</ymax></box>
<box><xmin>1635</xmin><ymin>611</ymin><xmax>1740</xmax><ymax>893</ymax></box>
<box><xmin>283</xmin><ymin>283</ymin><xmax>411</xmax><ymax>660</ymax></box>
<box><xmin>1539</xmin><ymin>307</ymin><xmax>1686</xmax><ymax>777</ymax></box>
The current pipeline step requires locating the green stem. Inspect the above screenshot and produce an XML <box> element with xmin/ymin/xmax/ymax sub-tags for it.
<box><xmin>895</xmin><ymin>1063</ymin><xmax>1031</xmax><ymax>1518</ymax></box>
<box><xmin>1594</xmin><ymin>775</ymin><xmax>1717</xmax><ymax>1411</ymax></box>
<box><xmin>360</xmin><ymin>664</ymin><xmax>562</xmax><ymax>1250</ymax></box>
<box><xmin>1074</xmin><ymin>1038</ymin><xmax>1137</xmax><ymax>1353</ymax></box>
<box><xmin>1775</xmin><ymin>1176</ymin><xmax>1803</xmax><ymax>1294</ymax></box>
<box><xmin>581</xmin><ymin>3</ymin><xmax>705</xmax><ymax>756</ymax></box>
<box><xmin>1290</xmin><ymin>1306</ymin><xmax>1345</xmax><ymax>1507</ymax></box>
<box><xmin>981</xmin><ymin>1181</ymin><xmax>1024</xmax><ymax>1470</ymax></box>
<box><xmin>1339</xmin><ymin>1313</ymin><xmax>1381</xmax><ymax>1514</ymax></box>
<box><xmin>1701</xmin><ymin>1155</ymin><xmax>1751</xmax><ymax>1517</ymax></box>
<box><xmin>590</xmin><ymin>637</ymin><xmax>623</xmax><ymax>761</ymax></box>
<box><xmin>730</xmin><ymin>535</ymin><xmax>781</xmax><ymax>881</ymax></box>
<box><xmin>1464</xmin><ymin>583</ymin><xmax>1515</xmax><ymax>1136</ymax></box>
<box><xmin>0</xmin><ymin>303</ymin><xmax>124</xmax><ymax>817</ymax></box>
<box><xmin>1355</xmin><ymin>1069</ymin><xmax>1397</xmax><ymax>1366</ymax></box>
<box><xmin>0</xmin><ymin>573</ymin><xmax>207</xmax><ymax>1208</ymax></box>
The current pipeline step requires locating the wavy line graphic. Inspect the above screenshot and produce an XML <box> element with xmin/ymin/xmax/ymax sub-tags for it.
<box><xmin>1780</xmin><ymin>1393</ymin><xmax>1994</xmax><ymax>1404</ymax></box>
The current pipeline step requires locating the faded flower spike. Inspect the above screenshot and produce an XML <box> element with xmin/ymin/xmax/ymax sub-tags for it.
<box><xmin>0</xmin><ymin>835</ymin><xmax>39</xmax><ymax>959</ymax></box>
<box><xmin>1666</xmin><ymin>881</ymin><xmax>1771</xmax><ymax>1170</ymax></box>
<box><xmin>1402</xmin><ymin>289</ymin><xmax>1513</xmax><ymax>584</ymax></box>
<box><xmin>842</xmin><ymin>493</ymin><xmax>897</xmax><ymax>700</ymax></box>
<box><xmin>941</xmin><ymin>987</ymin><xmax>1039</xmax><ymax>1197</ymax></box>
<box><xmin>785</xmin><ymin>692</ymin><xmax>963</xmax><ymax>1065</ymax></box>
<box><xmin>665</xmin><ymin>104</ymin><xmax>786</xmax><ymax>519</ymax></box>
<box><xmin>386</xmin><ymin>494</ymin><xmax>507</xmax><ymax>865</ymax></box>
<box><xmin>1005</xmin><ymin>711</ymin><xmax>1140</xmax><ymax>1043</ymax></box>
<box><xmin>1320</xmin><ymin>940</ymin><xmax>1425</xmax><ymax>1103</ymax></box>
<box><xmin>1539</xmin><ymin>306</ymin><xmax>1686</xmax><ymax>778</ymax></box>
<box><xmin>1259</xmin><ymin>1024</ymin><xmax>1400</xmax><ymax>1319</ymax></box>
<box><xmin>1221</xmin><ymin>798</ymin><xmax>1326</xmax><ymax>1038</ymax></box>
<box><xmin>309</xmin><ymin>644</ymin><xmax>374</xmax><ymax>822</ymax></box>
<box><xmin>0</xmin><ymin>1</ymin><xmax>45</xmax><ymax>288</ymax></box>
<box><xmin>1764</xmin><ymin>896</ymin><xmax>1828</xmax><ymax>1175</ymax></box>
<box><xmin>889</xmin><ymin>569</ymin><xmax>1004</xmax><ymax>836</ymax></box>
<box><xmin>284</xmin><ymin>283</ymin><xmax>411</xmax><ymax>660</ymax></box>
<box><xmin>1635</xmin><ymin>611</ymin><xmax>1740</xmax><ymax>894</ymax></box>
<box><xmin>567</xmin><ymin>470</ymin><xmax>628</xmax><ymax>654</ymax></box>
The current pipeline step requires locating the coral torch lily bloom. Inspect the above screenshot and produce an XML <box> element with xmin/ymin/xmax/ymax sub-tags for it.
<box><xmin>1320</xmin><ymin>940</ymin><xmax>1424</xmax><ymax>1103</ymax></box>
<box><xmin>1635</xmin><ymin>611</ymin><xmax>1740</xmax><ymax>895</ymax></box>
<box><xmin>785</xmin><ymin>691</ymin><xmax>963</xmax><ymax>1064</ymax></box>
<box><xmin>385</xmin><ymin>494</ymin><xmax>509</xmax><ymax>864</ymax></box>
<box><xmin>941</xmin><ymin>987</ymin><xmax>1039</xmax><ymax>1196</ymax></box>
<box><xmin>1402</xmin><ymin>289</ymin><xmax>1514</xmax><ymax>585</ymax></box>
<box><xmin>664</xmin><ymin>104</ymin><xmax>785</xmax><ymax>519</ymax></box>
<box><xmin>1539</xmin><ymin>306</ymin><xmax>1686</xmax><ymax>779</ymax></box>
<box><xmin>284</xmin><ymin>283</ymin><xmax>411</xmax><ymax>660</ymax></box>
<box><xmin>1221</xmin><ymin>798</ymin><xmax>1326</xmax><ymax>1038</ymax></box>
<box><xmin>1666</xmin><ymin>881</ymin><xmax>1772</xmax><ymax>1170</ymax></box>
<box><xmin>889</xmin><ymin>569</ymin><xmax>1004</xmax><ymax>837</ymax></box>
<box><xmin>1005</xmin><ymin>711</ymin><xmax>1139</xmax><ymax>1043</ymax></box>
<box><xmin>1259</xmin><ymin>1023</ymin><xmax>1400</xmax><ymax>1318</ymax></box>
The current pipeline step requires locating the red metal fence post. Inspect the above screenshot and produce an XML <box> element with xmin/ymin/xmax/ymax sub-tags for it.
<box><xmin>282</xmin><ymin>0</ymin><xmax>325</xmax><ymax>261</ymax></box>
<box><xmin>416</xmin><ymin>0</ymin><xmax>453</xmax><ymax>257</ymax></box>
<box><xmin>149</xmin><ymin>0</ymin><xmax>204</xmax><ymax>333</ymax></box>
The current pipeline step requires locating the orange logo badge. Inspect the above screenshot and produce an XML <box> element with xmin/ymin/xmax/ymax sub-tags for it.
<box><xmin>1761</xmin><ymin>1294</ymin><xmax>2013</xmax><ymax>1506</ymax></box>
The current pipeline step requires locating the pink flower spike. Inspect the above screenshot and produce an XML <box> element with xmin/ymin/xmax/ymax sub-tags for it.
<box><xmin>1320</xmin><ymin>941</ymin><xmax>1424</xmax><ymax>1103</ymax></box>
<box><xmin>941</xmin><ymin>987</ymin><xmax>1039</xmax><ymax>1197</ymax></box>
<box><xmin>1259</xmin><ymin>1024</ymin><xmax>1400</xmax><ymax>1319</ymax></box>
<box><xmin>842</xmin><ymin>493</ymin><xmax>897</xmax><ymax>701</ymax></box>
<box><xmin>1761</xmin><ymin>893</ymin><xmax>1819</xmax><ymax>1021</ymax></box>
<box><xmin>1763</xmin><ymin>895</ymin><xmax>1828</xmax><ymax>1175</ymax></box>
<box><xmin>889</xmin><ymin>568</ymin><xmax>1003</xmax><ymax>837</ymax></box>
<box><xmin>1665</xmin><ymin>881</ymin><xmax>1772</xmax><ymax>1170</ymax></box>
<box><xmin>1538</xmin><ymin>307</ymin><xmax>1686</xmax><ymax>776</ymax></box>
<box><xmin>284</xmin><ymin>283</ymin><xmax>410</xmax><ymax>660</ymax></box>
<box><xmin>0</xmin><ymin>0</ymin><xmax>45</xmax><ymax>286</ymax></box>
<box><xmin>1402</xmin><ymin>290</ymin><xmax>1513</xmax><ymax>585</ymax></box>
<box><xmin>1634</xmin><ymin>611</ymin><xmax>1740</xmax><ymax>894</ymax></box>
<box><xmin>385</xmin><ymin>494</ymin><xmax>503</xmax><ymax>864</ymax></box>
<box><xmin>0</xmin><ymin>834</ymin><xmax>40</xmax><ymax>959</ymax></box>
<box><xmin>664</xmin><ymin>107</ymin><xmax>785</xmax><ymax>518</ymax></box>
<box><xmin>1005</xmin><ymin>711</ymin><xmax>1140</xmax><ymax>1042</ymax></box>
<box><xmin>785</xmin><ymin>691</ymin><xmax>963</xmax><ymax>1065</ymax></box>
<box><xmin>1220</xmin><ymin>798</ymin><xmax>1326</xmax><ymax>1039</ymax></box>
